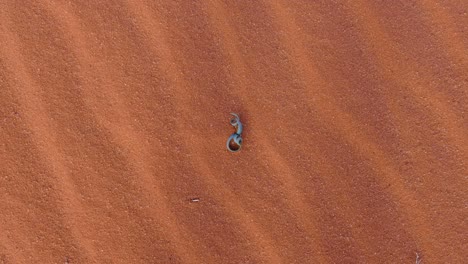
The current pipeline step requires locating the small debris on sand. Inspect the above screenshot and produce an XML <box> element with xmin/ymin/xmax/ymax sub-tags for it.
<box><xmin>190</xmin><ymin>198</ymin><xmax>200</xmax><ymax>203</ymax></box>
<box><xmin>416</xmin><ymin>252</ymin><xmax>422</xmax><ymax>264</ymax></box>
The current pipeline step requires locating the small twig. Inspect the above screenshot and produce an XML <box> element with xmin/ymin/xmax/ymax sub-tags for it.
<box><xmin>416</xmin><ymin>252</ymin><xmax>422</xmax><ymax>264</ymax></box>
<box><xmin>189</xmin><ymin>198</ymin><xmax>200</xmax><ymax>203</ymax></box>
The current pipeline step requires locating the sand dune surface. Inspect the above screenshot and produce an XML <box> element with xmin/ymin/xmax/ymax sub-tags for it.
<box><xmin>0</xmin><ymin>1</ymin><xmax>467</xmax><ymax>263</ymax></box>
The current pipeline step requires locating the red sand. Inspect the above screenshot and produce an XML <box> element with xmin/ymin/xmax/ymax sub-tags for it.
<box><xmin>0</xmin><ymin>1</ymin><xmax>467</xmax><ymax>263</ymax></box>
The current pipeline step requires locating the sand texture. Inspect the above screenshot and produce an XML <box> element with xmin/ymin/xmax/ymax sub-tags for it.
<box><xmin>0</xmin><ymin>1</ymin><xmax>467</xmax><ymax>263</ymax></box>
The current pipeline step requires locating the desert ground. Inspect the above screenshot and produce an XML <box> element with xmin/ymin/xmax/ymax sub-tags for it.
<box><xmin>0</xmin><ymin>1</ymin><xmax>467</xmax><ymax>263</ymax></box>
